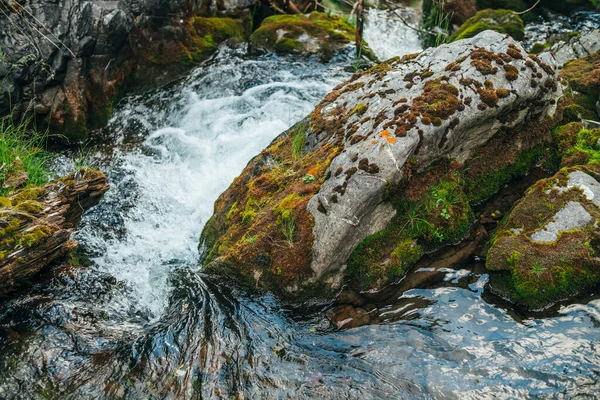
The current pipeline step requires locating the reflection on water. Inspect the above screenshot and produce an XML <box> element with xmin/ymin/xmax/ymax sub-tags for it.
<box><xmin>1</xmin><ymin>11</ymin><xmax>600</xmax><ymax>400</ymax></box>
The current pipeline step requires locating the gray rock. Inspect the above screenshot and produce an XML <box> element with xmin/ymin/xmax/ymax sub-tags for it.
<box><xmin>552</xmin><ymin>29</ymin><xmax>600</xmax><ymax>67</ymax></box>
<box><xmin>306</xmin><ymin>30</ymin><xmax>561</xmax><ymax>284</ymax></box>
<box><xmin>530</xmin><ymin>201</ymin><xmax>593</xmax><ymax>243</ymax></box>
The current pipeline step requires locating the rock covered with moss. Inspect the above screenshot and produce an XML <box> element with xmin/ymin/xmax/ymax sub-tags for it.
<box><xmin>0</xmin><ymin>169</ymin><xmax>108</xmax><ymax>296</ymax></box>
<box><xmin>450</xmin><ymin>9</ymin><xmax>524</xmax><ymax>42</ymax></box>
<box><xmin>200</xmin><ymin>30</ymin><xmax>562</xmax><ymax>299</ymax></box>
<box><xmin>486</xmin><ymin>164</ymin><xmax>600</xmax><ymax>310</ymax></box>
<box><xmin>250</xmin><ymin>12</ymin><xmax>373</xmax><ymax>61</ymax></box>
<box><xmin>559</xmin><ymin>50</ymin><xmax>600</xmax><ymax>123</ymax></box>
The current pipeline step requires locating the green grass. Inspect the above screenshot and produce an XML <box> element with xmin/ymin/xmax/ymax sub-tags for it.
<box><xmin>0</xmin><ymin>116</ymin><xmax>50</xmax><ymax>196</ymax></box>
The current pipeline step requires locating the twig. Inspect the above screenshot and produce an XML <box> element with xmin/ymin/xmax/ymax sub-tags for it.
<box><xmin>515</xmin><ymin>0</ymin><xmax>541</xmax><ymax>15</ymax></box>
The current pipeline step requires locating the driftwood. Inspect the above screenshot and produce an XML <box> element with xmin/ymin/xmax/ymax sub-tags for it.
<box><xmin>0</xmin><ymin>169</ymin><xmax>109</xmax><ymax>296</ymax></box>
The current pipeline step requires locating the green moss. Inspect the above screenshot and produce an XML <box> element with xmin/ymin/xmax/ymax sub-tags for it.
<box><xmin>529</xmin><ymin>42</ymin><xmax>550</xmax><ymax>54</ymax></box>
<box><xmin>0</xmin><ymin>197</ymin><xmax>11</xmax><ymax>207</ymax></box>
<box><xmin>0</xmin><ymin>218</ymin><xmax>21</xmax><ymax>238</ymax></box>
<box><xmin>350</xmin><ymin>103</ymin><xmax>368</xmax><ymax>117</ymax></box>
<box><xmin>227</xmin><ymin>201</ymin><xmax>239</xmax><ymax>220</ymax></box>
<box><xmin>242</xmin><ymin>197</ymin><xmax>259</xmax><ymax>224</ymax></box>
<box><xmin>463</xmin><ymin>144</ymin><xmax>545</xmax><ymax>204</ymax></box>
<box><xmin>450</xmin><ymin>9</ymin><xmax>524</xmax><ymax>42</ymax></box>
<box><xmin>18</xmin><ymin>226</ymin><xmax>52</xmax><ymax>248</ymax></box>
<box><xmin>14</xmin><ymin>200</ymin><xmax>42</xmax><ymax>213</ymax></box>
<box><xmin>562</xmin><ymin>103</ymin><xmax>597</xmax><ymax>123</ymax></box>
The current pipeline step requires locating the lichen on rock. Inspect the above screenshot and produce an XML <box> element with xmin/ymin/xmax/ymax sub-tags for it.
<box><xmin>200</xmin><ymin>30</ymin><xmax>562</xmax><ymax>299</ymax></box>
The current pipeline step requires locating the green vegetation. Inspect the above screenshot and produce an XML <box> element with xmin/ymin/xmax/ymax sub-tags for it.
<box><xmin>291</xmin><ymin>124</ymin><xmax>307</xmax><ymax>160</ymax></box>
<box><xmin>0</xmin><ymin>116</ymin><xmax>50</xmax><ymax>196</ymax></box>
<box><xmin>421</xmin><ymin>0</ymin><xmax>453</xmax><ymax>48</ymax></box>
<box><xmin>450</xmin><ymin>9</ymin><xmax>524</xmax><ymax>42</ymax></box>
<box><xmin>347</xmin><ymin>177</ymin><xmax>474</xmax><ymax>290</ymax></box>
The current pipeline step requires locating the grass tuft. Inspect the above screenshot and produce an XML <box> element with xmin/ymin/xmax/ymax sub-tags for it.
<box><xmin>0</xmin><ymin>115</ymin><xmax>50</xmax><ymax>196</ymax></box>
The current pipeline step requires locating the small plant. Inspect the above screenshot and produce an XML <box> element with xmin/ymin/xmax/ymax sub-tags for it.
<box><xmin>532</xmin><ymin>262</ymin><xmax>545</xmax><ymax>277</ymax></box>
<box><xmin>440</xmin><ymin>208</ymin><xmax>450</xmax><ymax>220</ymax></box>
<box><xmin>0</xmin><ymin>115</ymin><xmax>50</xmax><ymax>196</ymax></box>
<box><xmin>302</xmin><ymin>174</ymin><xmax>316</xmax><ymax>184</ymax></box>
<box><xmin>280</xmin><ymin>213</ymin><xmax>295</xmax><ymax>244</ymax></box>
<box><xmin>506</xmin><ymin>250</ymin><xmax>521</xmax><ymax>265</ymax></box>
<box><xmin>291</xmin><ymin>124</ymin><xmax>307</xmax><ymax>160</ymax></box>
<box><xmin>244</xmin><ymin>234</ymin><xmax>258</xmax><ymax>245</ymax></box>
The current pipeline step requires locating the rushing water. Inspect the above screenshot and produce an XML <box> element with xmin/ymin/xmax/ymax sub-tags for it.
<box><xmin>1</xmin><ymin>9</ymin><xmax>600</xmax><ymax>400</ymax></box>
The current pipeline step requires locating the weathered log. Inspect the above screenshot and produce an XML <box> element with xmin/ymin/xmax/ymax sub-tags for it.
<box><xmin>0</xmin><ymin>169</ymin><xmax>109</xmax><ymax>296</ymax></box>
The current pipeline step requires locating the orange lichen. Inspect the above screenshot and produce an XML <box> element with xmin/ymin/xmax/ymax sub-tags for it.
<box><xmin>381</xmin><ymin>129</ymin><xmax>390</xmax><ymax>137</ymax></box>
<box><xmin>387</xmin><ymin>136</ymin><xmax>397</xmax><ymax>143</ymax></box>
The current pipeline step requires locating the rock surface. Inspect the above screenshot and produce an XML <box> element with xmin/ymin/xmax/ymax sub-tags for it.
<box><xmin>0</xmin><ymin>0</ymin><xmax>256</xmax><ymax>142</ymax></box>
<box><xmin>486</xmin><ymin>165</ymin><xmax>600</xmax><ymax>310</ymax></box>
<box><xmin>552</xmin><ymin>29</ymin><xmax>600</xmax><ymax>67</ymax></box>
<box><xmin>0</xmin><ymin>169</ymin><xmax>109</xmax><ymax>296</ymax></box>
<box><xmin>200</xmin><ymin>30</ymin><xmax>562</xmax><ymax>299</ymax></box>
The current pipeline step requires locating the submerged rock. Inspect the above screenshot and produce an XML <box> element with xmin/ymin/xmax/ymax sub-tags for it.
<box><xmin>250</xmin><ymin>12</ymin><xmax>373</xmax><ymax>62</ymax></box>
<box><xmin>450</xmin><ymin>9</ymin><xmax>524</xmax><ymax>42</ymax></box>
<box><xmin>200</xmin><ymin>30</ymin><xmax>561</xmax><ymax>299</ymax></box>
<box><xmin>486</xmin><ymin>165</ymin><xmax>600</xmax><ymax>310</ymax></box>
<box><xmin>0</xmin><ymin>169</ymin><xmax>108</xmax><ymax>296</ymax></box>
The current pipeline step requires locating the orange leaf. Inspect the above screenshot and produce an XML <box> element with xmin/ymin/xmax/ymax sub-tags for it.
<box><xmin>308</xmin><ymin>167</ymin><xmax>318</xmax><ymax>176</ymax></box>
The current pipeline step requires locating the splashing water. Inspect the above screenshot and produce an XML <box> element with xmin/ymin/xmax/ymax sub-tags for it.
<box><xmin>1</xmin><ymin>10</ymin><xmax>600</xmax><ymax>400</ymax></box>
<box><xmin>364</xmin><ymin>8</ymin><xmax>422</xmax><ymax>60</ymax></box>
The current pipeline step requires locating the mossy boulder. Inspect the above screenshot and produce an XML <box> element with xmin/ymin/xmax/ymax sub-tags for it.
<box><xmin>249</xmin><ymin>12</ymin><xmax>374</xmax><ymax>62</ymax></box>
<box><xmin>486</xmin><ymin>164</ymin><xmax>600</xmax><ymax>310</ymax></box>
<box><xmin>450</xmin><ymin>9</ymin><xmax>524</xmax><ymax>42</ymax></box>
<box><xmin>200</xmin><ymin>31</ymin><xmax>562</xmax><ymax>299</ymax></box>
<box><xmin>559</xmin><ymin>50</ymin><xmax>600</xmax><ymax>122</ymax></box>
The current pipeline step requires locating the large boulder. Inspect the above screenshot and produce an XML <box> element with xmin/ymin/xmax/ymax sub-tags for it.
<box><xmin>0</xmin><ymin>169</ymin><xmax>108</xmax><ymax>295</ymax></box>
<box><xmin>486</xmin><ymin>164</ymin><xmax>600</xmax><ymax>310</ymax></box>
<box><xmin>0</xmin><ymin>0</ymin><xmax>256</xmax><ymax>143</ymax></box>
<box><xmin>200</xmin><ymin>30</ymin><xmax>562</xmax><ymax>299</ymax></box>
<box><xmin>450</xmin><ymin>9</ymin><xmax>524</xmax><ymax>42</ymax></box>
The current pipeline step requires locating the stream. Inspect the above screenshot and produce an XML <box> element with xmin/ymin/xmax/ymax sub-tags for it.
<box><xmin>1</xmin><ymin>8</ymin><xmax>600</xmax><ymax>399</ymax></box>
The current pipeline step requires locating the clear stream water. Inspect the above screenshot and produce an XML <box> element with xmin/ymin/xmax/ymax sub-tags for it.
<box><xmin>1</xmin><ymin>9</ymin><xmax>600</xmax><ymax>399</ymax></box>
